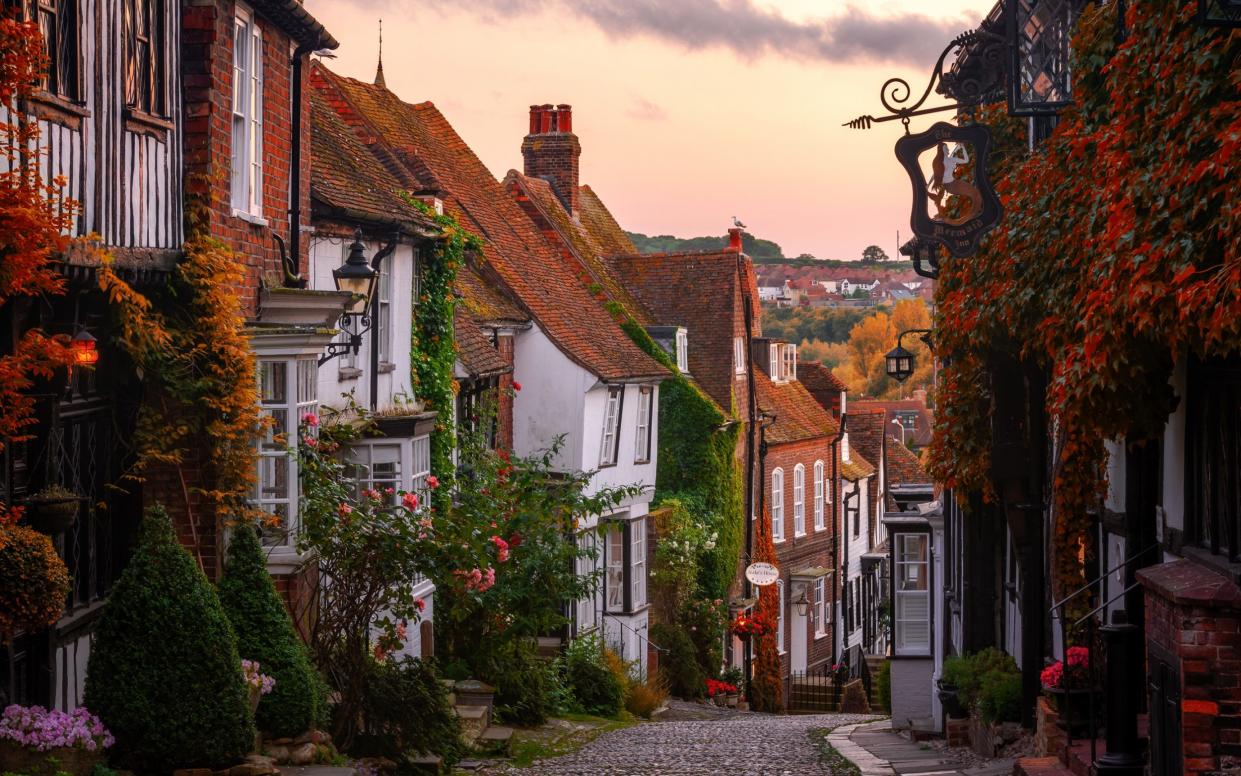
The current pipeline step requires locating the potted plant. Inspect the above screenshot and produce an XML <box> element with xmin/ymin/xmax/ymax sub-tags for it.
<box><xmin>705</xmin><ymin>678</ymin><xmax>738</xmax><ymax>707</ymax></box>
<box><xmin>729</xmin><ymin>612</ymin><xmax>772</xmax><ymax>642</ymax></box>
<box><xmin>720</xmin><ymin>668</ymin><xmax>744</xmax><ymax>708</ymax></box>
<box><xmin>242</xmin><ymin>658</ymin><xmax>276</xmax><ymax>715</ymax></box>
<box><xmin>25</xmin><ymin>485</ymin><xmax>80</xmax><ymax>535</ymax></box>
<box><xmin>1041</xmin><ymin>646</ymin><xmax>1093</xmax><ymax>736</ymax></box>
<box><xmin>0</xmin><ymin>705</ymin><xmax>114</xmax><ymax>776</ymax></box>
<box><xmin>938</xmin><ymin>654</ymin><xmax>971</xmax><ymax>719</ymax></box>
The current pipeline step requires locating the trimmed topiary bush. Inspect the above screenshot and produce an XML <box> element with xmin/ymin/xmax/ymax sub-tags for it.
<box><xmin>0</xmin><ymin>523</ymin><xmax>70</xmax><ymax>634</ymax></box>
<box><xmin>218</xmin><ymin>522</ymin><xmax>324</xmax><ymax>737</ymax></box>
<box><xmin>84</xmin><ymin>505</ymin><xmax>254</xmax><ymax>772</ymax></box>
<box><xmin>650</xmin><ymin>623</ymin><xmax>704</xmax><ymax>700</ymax></box>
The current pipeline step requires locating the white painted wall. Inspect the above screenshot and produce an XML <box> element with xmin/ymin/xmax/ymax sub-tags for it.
<box><xmin>309</xmin><ymin>235</ymin><xmax>417</xmax><ymax>412</ymax></box>
<box><xmin>512</xmin><ymin>326</ymin><xmax>588</xmax><ymax>471</ymax></box>
<box><xmin>1161</xmin><ymin>359</ymin><xmax>1188</xmax><ymax>536</ymax></box>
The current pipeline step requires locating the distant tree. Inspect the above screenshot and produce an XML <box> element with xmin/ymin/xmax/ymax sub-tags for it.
<box><xmin>625</xmin><ymin>231</ymin><xmax>784</xmax><ymax>260</ymax></box>
<box><xmin>861</xmin><ymin>245</ymin><xmax>890</xmax><ymax>262</ymax></box>
<box><xmin>795</xmin><ymin>253</ymin><xmax>816</xmax><ymax>261</ymax></box>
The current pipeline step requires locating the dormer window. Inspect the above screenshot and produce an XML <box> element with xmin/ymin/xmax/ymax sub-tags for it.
<box><xmin>767</xmin><ymin>342</ymin><xmax>798</xmax><ymax>382</ymax></box>
<box><xmin>782</xmin><ymin>344</ymin><xmax>797</xmax><ymax>381</ymax></box>
<box><xmin>768</xmin><ymin>343</ymin><xmax>780</xmax><ymax>381</ymax></box>
<box><xmin>675</xmin><ymin>329</ymin><xmax>688</xmax><ymax>373</ymax></box>
<box><xmin>734</xmin><ymin>337</ymin><xmax>745</xmax><ymax>376</ymax></box>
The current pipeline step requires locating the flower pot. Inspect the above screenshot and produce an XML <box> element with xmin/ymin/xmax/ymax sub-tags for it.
<box><xmin>713</xmin><ymin>694</ymin><xmax>727</xmax><ymax>707</ymax></box>
<box><xmin>26</xmin><ymin>497</ymin><xmax>79</xmax><ymax>535</ymax></box>
<box><xmin>937</xmin><ymin>681</ymin><xmax>968</xmax><ymax>719</ymax></box>
<box><xmin>1046</xmin><ymin>686</ymin><xmax>1093</xmax><ymax>737</ymax></box>
<box><xmin>726</xmin><ymin>693</ymin><xmax>739</xmax><ymax>708</ymax></box>
<box><xmin>0</xmin><ymin>740</ymin><xmax>102</xmax><ymax>776</ymax></box>
<box><xmin>249</xmin><ymin>685</ymin><xmax>263</xmax><ymax>715</ymax></box>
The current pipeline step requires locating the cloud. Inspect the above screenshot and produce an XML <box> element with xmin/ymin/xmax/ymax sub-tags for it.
<box><xmin>391</xmin><ymin>1</ymin><xmax>973</xmax><ymax>66</ymax></box>
<box><xmin>627</xmin><ymin>97</ymin><xmax>668</xmax><ymax>121</ymax></box>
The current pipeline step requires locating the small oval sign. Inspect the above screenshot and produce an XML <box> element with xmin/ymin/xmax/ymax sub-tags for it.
<box><xmin>745</xmin><ymin>562</ymin><xmax>780</xmax><ymax>587</ymax></box>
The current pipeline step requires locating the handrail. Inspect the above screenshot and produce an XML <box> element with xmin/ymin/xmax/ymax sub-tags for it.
<box><xmin>1049</xmin><ymin>544</ymin><xmax>1157</xmax><ymax>613</ymax></box>
<box><xmin>1071</xmin><ymin>581</ymin><xmax>1143</xmax><ymax>630</ymax></box>
<box><xmin>601</xmin><ymin>612</ymin><xmax>668</xmax><ymax>654</ymax></box>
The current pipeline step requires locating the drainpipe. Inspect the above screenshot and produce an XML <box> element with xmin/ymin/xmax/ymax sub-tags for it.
<box><xmin>285</xmin><ymin>43</ymin><xmax>317</xmax><ymax>286</ymax></box>
<box><xmin>830</xmin><ymin>413</ymin><xmax>847</xmax><ymax>672</ymax></box>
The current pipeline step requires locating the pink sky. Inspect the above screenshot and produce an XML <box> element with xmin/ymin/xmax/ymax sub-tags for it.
<box><xmin>306</xmin><ymin>0</ymin><xmax>997</xmax><ymax>260</ymax></box>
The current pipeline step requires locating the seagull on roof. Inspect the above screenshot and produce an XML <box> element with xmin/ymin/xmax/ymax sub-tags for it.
<box><xmin>732</xmin><ymin>216</ymin><xmax>747</xmax><ymax>229</ymax></box>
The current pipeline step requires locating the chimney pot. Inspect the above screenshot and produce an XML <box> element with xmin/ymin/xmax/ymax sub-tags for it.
<box><xmin>539</xmin><ymin>104</ymin><xmax>554</xmax><ymax>134</ymax></box>
<box><xmin>728</xmin><ymin>227</ymin><xmax>744</xmax><ymax>251</ymax></box>
<box><xmin>523</xmin><ymin>102</ymin><xmax>582</xmax><ymax>215</ymax></box>
<box><xmin>557</xmin><ymin>104</ymin><xmax>572</xmax><ymax>133</ymax></box>
<box><xmin>529</xmin><ymin>105</ymin><xmax>541</xmax><ymax>135</ymax></box>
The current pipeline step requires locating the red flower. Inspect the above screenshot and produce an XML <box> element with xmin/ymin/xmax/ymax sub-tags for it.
<box><xmin>427</xmin><ymin>475</ymin><xmax>440</xmax><ymax>489</ymax></box>
<box><xmin>512</xmin><ymin>381</ymin><xmax>521</xmax><ymax>391</ymax></box>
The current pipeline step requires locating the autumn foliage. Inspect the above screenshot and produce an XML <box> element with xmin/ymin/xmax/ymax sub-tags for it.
<box><xmin>748</xmin><ymin>505</ymin><xmax>783</xmax><ymax>713</ymax></box>
<box><xmin>0</xmin><ymin>15</ymin><xmax>77</xmax><ymax>465</ymax></box>
<box><xmin>928</xmin><ymin>3</ymin><xmax>1239</xmax><ymax>596</ymax></box>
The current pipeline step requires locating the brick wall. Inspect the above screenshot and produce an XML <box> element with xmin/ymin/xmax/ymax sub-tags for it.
<box><xmin>765</xmin><ymin>435</ymin><xmax>837</xmax><ymax>676</ymax></box>
<box><xmin>1139</xmin><ymin>559</ymin><xmax>1241</xmax><ymax>776</ymax></box>
<box><xmin>182</xmin><ymin>0</ymin><xmax>311</xmax><ymax>320</ymax></box>
<box><xmin>521</xmin><ymin>105</ymin><xmax>580</xmax><ymax>215</ymax></box>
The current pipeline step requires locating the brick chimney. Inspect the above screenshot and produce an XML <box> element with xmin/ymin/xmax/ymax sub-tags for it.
<box><xmin>728</xmin><ymin>227</ymin><xmax>744</xmax><ymax>252</ymax></box>
<box><xmin>522</xmin><ymin>104</ymin><xmax>581</xmax><ymax>215</ymax></box>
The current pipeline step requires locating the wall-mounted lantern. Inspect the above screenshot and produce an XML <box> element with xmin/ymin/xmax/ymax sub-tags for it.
<box><xmin>320</xmin><ymin>229</ymin><xmax>379</xmax><ymax>366</ymax></box>
<box><xmin>71</xmin><ymin>329</ymin><xmax>99</xmax><ymax>367</ymax></box>
<box><xmin>885</xmin><ymin>329</ymin><xmax>934</xmax><ymax>383</ymax></box>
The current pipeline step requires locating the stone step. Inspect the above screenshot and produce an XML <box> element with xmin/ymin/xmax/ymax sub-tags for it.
<box><xmin>474</xmin><ymin>725</ymin><xmax>514</xmax><ymax>757</ymax></box>
<box><xmin>404</xmin><ymin>755</ymin><xmax>444</xmax><ymax>775</ymax></box>
<box><xmin>455</xmin><ymin>704</ymin><xmax>490</xmax><ymax>743</ymax></box>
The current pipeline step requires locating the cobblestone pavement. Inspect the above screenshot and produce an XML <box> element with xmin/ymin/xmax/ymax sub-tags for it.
<box><xmin>495</xmin><ymin>712</ymin><xmax>881</xmax><ymax>775</ymax></box>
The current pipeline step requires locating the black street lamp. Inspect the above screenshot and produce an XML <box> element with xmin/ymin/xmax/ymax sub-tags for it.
<box><xmin>885</xmin><ymin>328</ymin><xmax>934</xmax><ymax>383</ymax></box>
<box><xmin>320</xmin><ymin>229</ymin><xmax>379</xmax><ymax>366</ymax></box>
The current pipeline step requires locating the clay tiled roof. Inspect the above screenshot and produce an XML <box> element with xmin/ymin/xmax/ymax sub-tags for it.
<box><xmin>504</xmin><ymin>172</ymin><xmax>654</xmax><ymax>325</ymax></box>
<box><xmin>455</xmin><ymin>263</ymin><xmax>527</xmax><ymax>327</ymax></box>
<box><xmin>309</xmin><ymin>92</ymin><xmax>438</xmax><ymax>234</ymax></box>
<box><xmin>848</xmin><ymin>410</ymin><xmax>887</xmax><ymax>479</ymax></box>
<box><xmin>454</xmin><ymin>308</ymin><xmax>511</xmax><ymax>378</ymax></box>
<box><xmin>756</xmin><ymin>376</ymin><xmax>839</xmax><ymax>445</ymax></box>
<box><xmin>312</xmin><ymin>65</ymin><xmax>667</xmax><ymax>383</ymax></box>
<box><xmin>579</xmin><ymin>185</ymin><xmax>638</xmax><ymax>256</ymax></box>
<box><xmin>841</xmin><ymin>451</ymin><xmax>876</xmax><ymax>481</ymax></box>
<box><xmin>886</xmin><ymin>441</ymin><xmax>931</xmax><ymax>487</ymax></box>
<box><xmin>612</xmin><ymin>250</ymin><xmax>749</xmax><ymax>414</ymax></box>
<box><xmin>851</xmin><ymin>398</ymin><xmax>934</xmax><ymax>448</ymax></box>
<box><xmin>798</xmin><ymin>361</ymin><xmax>848</xmax><ymax>393</ymax></box>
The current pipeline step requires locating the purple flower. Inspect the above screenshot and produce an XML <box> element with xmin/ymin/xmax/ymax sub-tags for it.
<box><xmin>0</xmin><ymin>705</ymin><xmax>113</xmax><ymax>752</ymax></box>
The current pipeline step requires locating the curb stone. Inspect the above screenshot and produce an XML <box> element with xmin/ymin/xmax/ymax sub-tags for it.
<box><xmin>829</xmin><ymin>720</ymin><xmax>897</xmax><ymax>776</ymax></box>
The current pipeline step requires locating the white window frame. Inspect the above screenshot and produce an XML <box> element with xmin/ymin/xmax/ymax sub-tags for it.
<box><xmin>634</xmin><ymin>386</ymin><xmax>653</xmax><ymax>464</ymax></box>
<box><xmin>813</xmin><ymin>460</ymin><xmax>825</xmax><ymax>531</ymax></box>
<box><xmin>734</xmin><ymin>336</ymin><xmax>745</xmax><ymax>376</ymax></box>
<box><xmin>814</xmin><ymin>576</ymin><xmax>827</xmax><ymax>638</ymax></box>
<box><xmin>231</xmin><ymin>3</ymin><xmax>263</xmax><ymax>218</ymax></box>
<box><xmin>576</xmin><ymin>531</ymin><xmax>598</xmax><ymax>633</ymax></box>
<box><xmin>768</xmin><ymin>343</ymin><xmax>780</xmax><ymax>381</ymax></box>
<box><xmin>348</xmin><ymin>441</ymin><xmax>403</xmax><ymax>504</ymax></box>
<box><xmin>771</xmin><ymin>467</ymin><xmax>784</xmax><ymax>542</ymax></box>
<box><xmin>255</xmin><ymin>356</ymin><xmax>317</xmax><ymax>552</ymax></box>
<box><xmin>376</xmin><ymin>260</ymin><xmax>392</xmax><ymax>364</ymax></box>
<box><xmin>895</xmin><ymin>533</ymin><xmax>931</xmax><ymax>654</ymax></box>
<box><xmin>606</xmin><ymin>525</ymin><xmax>625</xmax><ymax>613</ymax></box>
<box><xmin>631</xmin><ymin>518</ymin><xmax>646</xmax><ymax>609</ymax></box>
<box><xmin>600</xmin><ymin>386</ymin><xmax>623</xmax><ymax>467</ymax></box>
<box><xmin>675</xmin><ymin>329</ymin><xmax>688</xmax><ymax>372</ymax></box>
<box><xmin>793</xmin><ymin>464</ymin><xmax>806</xmax><ymax>536</ymax></box>
<box><xmin>776</xmin><ymin>579</ymin><xmax>786</xmax><ymax>654</ymax></box>
<box><xmin>783</xmin><ymin>344</ymin><xmax>797</xmax><ymax>381</ymax></box>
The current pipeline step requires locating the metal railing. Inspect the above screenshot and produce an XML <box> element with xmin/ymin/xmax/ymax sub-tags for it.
<box><xmin>1047</xmin><ymin>545</ymin><xmax>1156</xmax><ymax>765</ymax></box>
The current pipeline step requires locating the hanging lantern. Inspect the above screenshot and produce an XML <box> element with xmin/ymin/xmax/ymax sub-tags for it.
<box><xmin>886</xmin><ymin>344</ymin><xmax>915</xmax><ymax>382</ymax></box>
<box><xmin>71</xmin><ymin>329</ymin><xmax>99</xmax><ymax>366</ymax></box>
<box><xmin>332</xmin><ymin>229</ymin><xmax>378</xmax><ymax>315</ymax></box>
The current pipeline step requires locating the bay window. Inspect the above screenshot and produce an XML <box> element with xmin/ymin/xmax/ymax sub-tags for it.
<box><xmin>771</xmin><ymin>467</ymin><xmax>784</xmax><ymax>542</ymax></box>
<box><xmin>348</xmin><ymin>442</ymin><xmax>401</xmax><ymax>505</ymax></box>
<box><xmin>231</xmin><ymin>3</ymin><xmax>263</xmax><ymax>217</ymax></box>
<box><xmin>634</xmin><ymin>386</ymin><xmax>652</xmax><ymax>464</ymax></box>
<box><xmin>606</xmin><ymin>525</ymin><xmax>625</xmax><ymax>612</ymax></box>
<box><xmin>410</xmin><ymin>435</ymin><xmax>431</xmax><ymax>508</ymax></box>
<box><xmin>894</xmin><ymin>533</ymin><xmax>930</xmax><ymax>654</ymax></box>
<box><xmin>813</xmin><ymin>460</ymin><xmax>825</xmax><ymax>530</ymax></box>
<box><xmin>599</xmin><ymin>386</ymin><xmax>623</xmax><ymax>467</ymax></box>
<box><xmin>256</xmin><ymin>357</ymin><xmax>317</xmax><ymax>549</ymax></box>
<box><xmin>603</xmin><ymin>518</ymin><xmax>647</xmax><ymax>613</ymax></box>
<box><xmin>793</xmin><ymin>464</ymin><xmax>806</xmax><ymax>536</ymax></box>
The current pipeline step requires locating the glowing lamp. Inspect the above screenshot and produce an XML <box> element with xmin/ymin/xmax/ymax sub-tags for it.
<box><xmin>885</xmin><ymin>344</ymin><xmax>914</xmax><ymax>382</ymax></box>
<box><xmin>71</xmin><ymin>329</ymin><xmax>99</xmax><ymax>366</ymax></box>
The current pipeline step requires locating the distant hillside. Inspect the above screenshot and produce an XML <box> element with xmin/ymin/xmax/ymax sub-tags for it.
<box><xmin>625</xmin><ymin>231</ymin><xmax>784</xmax><ymax>260</ymax></box>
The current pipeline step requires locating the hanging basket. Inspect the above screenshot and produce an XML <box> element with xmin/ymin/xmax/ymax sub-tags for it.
<box><xmin>25</xmin><ymin>496</ymin><xmax>80</xmax><ymax>535</ymax></box>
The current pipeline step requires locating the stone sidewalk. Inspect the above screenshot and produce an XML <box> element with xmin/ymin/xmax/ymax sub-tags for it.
<box><xmin>830</xmin><ymin>721</ymin><xmax>1014</xmax><ymax>776</ymax></box>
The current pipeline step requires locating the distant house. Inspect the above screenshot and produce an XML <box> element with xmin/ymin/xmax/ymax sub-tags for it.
<box><xmin>851</xmin><ymin>390</ymin><xmax>934</xmax><ymax>451</ymax></box>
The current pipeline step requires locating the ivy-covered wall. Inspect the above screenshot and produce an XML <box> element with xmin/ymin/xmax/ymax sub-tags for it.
<box><xmin>618</xmin><ymin>319</ymin><xmax>744</xmax><ymax>603</ymax></box>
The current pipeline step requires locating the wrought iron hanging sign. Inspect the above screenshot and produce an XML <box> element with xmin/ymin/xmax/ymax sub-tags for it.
<box><xmin>894</xmin><ymin>122</ymin><xmax>1002</xmax><ymax>258</ymax></box>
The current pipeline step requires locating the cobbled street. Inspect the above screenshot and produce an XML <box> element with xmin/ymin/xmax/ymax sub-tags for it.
<box><xmin>492</xmin><ymin>712</ymin><xmax>880</xmax><ymax>775</ymax></box>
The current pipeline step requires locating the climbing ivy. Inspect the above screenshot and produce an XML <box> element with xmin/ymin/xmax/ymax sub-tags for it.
<box><xmin>619</xmin><ymin>319</ymin><xmax>744</xmax><ymax>612</ymax></box>
<box><xmin>403</xmin><ymin>199</ymin><xmax>482</xmax><ymax>501</ymax></box>
<box><xmin>928</xmin><ymin>3</ymin><xmax>1239</xmax><ymax>604</ymax></box>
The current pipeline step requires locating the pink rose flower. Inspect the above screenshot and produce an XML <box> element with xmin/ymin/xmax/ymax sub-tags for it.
<box><xmin>427</xmin><ymin>475</ymin><xmax>440</xmax><ymax>489</ymax></box>
<box><xmin>337</xmin><ymin>503</ymin><xmax>353</xmax><ymax>516</ymax></box>
<box><xmin>402</xmin><ymin>492</ymin><xmax>420</xmax><ymax>510</ymax></box>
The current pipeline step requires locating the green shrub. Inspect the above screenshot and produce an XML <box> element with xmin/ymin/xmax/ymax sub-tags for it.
<box><xmin>650</xmin><ymin>623</ymin><xmax>704</xmax><ymax>700</ymax></box>
<box><xmin>942</xmin><ymin>648</ymin><xmax>1018</xmax><ymax>714</ymax></box>
<box><xmin>558</xmin><ymin>634</ymin><xmax>623</xmax><ymax>717</ymax></box>
<box><xmin>218</xmin><ymin>522</ymin><xmax>323</xmax><ymax>737</ymax></box>
<box><xmin>875</xmin><ymin>660</ymin><xmax>891</xmax><ymax>711</ymax></box>
<box><xmin>356</xmin><ymin>657</ymin><xmax>463</xmax><ymax>768</ymax></box>
<box><xmin>977</xmin><ymin>670</ymin><xmax>1022</xmax><ymax>724</ymax></box>
<box><xmin>84</xmin><ymin>505</ymin><xmax>254</xmax><ymax>772</ymax></box>
<box><xmin>484</xmin><ymin>641</ymin><xmax>550</xmax><ymax>726</ymax></box>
